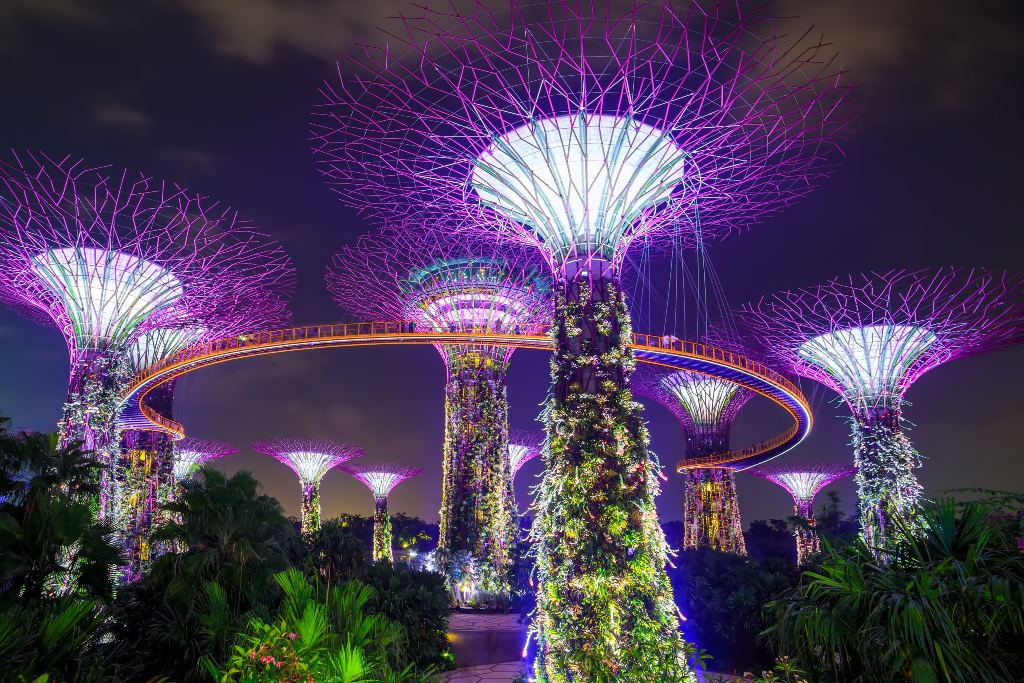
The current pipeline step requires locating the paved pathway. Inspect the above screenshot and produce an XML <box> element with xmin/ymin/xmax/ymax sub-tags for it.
<box><xmin>441</xmin><ymin>660</ymin><xmax>525</xmax><ymax>682</ymax></box>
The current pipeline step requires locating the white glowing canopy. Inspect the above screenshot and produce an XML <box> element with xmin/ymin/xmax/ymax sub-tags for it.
<box><xmin>772</xmin><ymin>471</ymin><xmax>840</xmax><ymax>502</ymax></box>
<box><xmin>508</xmin><ymin>443</ymin><xmax>540</xmax><ymax>476</ymax></box>
<box><xmin>471</xmin><ymin>113</ymin><xmax>689</xmax><ymax>264</ymax></box>
<box><xmin>30</xmin><ymin>247</ymin><xmax>182</xmax><ymax>349</ymax></box>
<box><xmin>125</xmin><ymin>326</ymin><xmax>204</xmax><ymax>373</ymax></box>
<box><xmin>173</xmin><ymin>448</ymin><xmax>209</xmax><ymax>480</ymax></box>
<box><xmin>281</xmin><ymin>451</ymin><xmax>347</xmax><ymax>485</ymax></box>
<box><xmin>798</xmin><ymin>324</ymin><xmax>937</xmax><ymax>405</ymax></box>
<box><xmin>355</xmin><ymin>471</ymin><xmax>406</xmax><ymax>499</ymax></box>
<box><xmin>661</xmin><ymin>371</ymin><xmax>742</xmax><ymax>426</ymax></box>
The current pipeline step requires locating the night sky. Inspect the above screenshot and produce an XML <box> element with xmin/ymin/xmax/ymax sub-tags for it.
<box><xmin>1</xmin><ymin>1</ymin><xmax>1022</xmax><ymax>527</ymax></box>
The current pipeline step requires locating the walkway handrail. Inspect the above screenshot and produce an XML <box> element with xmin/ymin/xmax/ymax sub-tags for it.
<box><xmin>121</xmin><ymin>322</ymin><xmax>811</xmax><ymax>470</ymax></box>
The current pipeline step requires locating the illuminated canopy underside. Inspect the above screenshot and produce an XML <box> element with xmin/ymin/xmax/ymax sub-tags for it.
<box><xmin>30</xmin><ymin>247</ymin><xmax>182</xmax><ymax>349</ymax></box>
<box><xmin>661</xmin><ymin>371</ymin><xmax>741</xmax><ymax>426</ymax></box>
<box><xmin>798</xmin><ymin>324</ymin><xmax>937</xmax><ymax>405</ymax></box>
<box><xmin>508</xmin><ymin>443</ymin><xmax>540</xmax><ymax>476</ymax></box>
<box><xmin>125</xmin><ymin>326</ymin><xmax>204</xmax><ymax>373</ymax></box>
<box><xmin>352</xmin><ymin>471</ymin><xmax>407</xmax><ymax>499</ymax></box>
<box><xmin>279</xmin><ymin>451</ymin><xmax>352</xmax><ymax>484</ymax></box>
<box><xmin>471</xmin><ymin>113</ymin><xmax>689</xmax><ymax>265</ymax></box>
<box><xmin>772</xmin><ymin>471</ymin><xmax>843</xmax><ymax>501</ymax></box>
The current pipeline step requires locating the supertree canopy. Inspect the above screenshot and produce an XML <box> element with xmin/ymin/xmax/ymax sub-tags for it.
<box><xmin>0</xmin><ymin>151</ymin><xmax>295</xmax><ymax>533</ymax></box>
<box><xmin>634</xmin><ymin>365</ymin><xmax>752</xmax><ymax>554</ymax></box>
<box><xmin>313</xmin><ymin>2</ymin><xmax>852</xmax><ymax>678</ymax></box>
<box><xmin>252</xmin><ymin>438</ymin><xmax>363</xmax><ymax>535</ymax></box>
<box><xmin>749</xmin><ymin>463</ymin><xmax>854</xmax><ymax>563</ymax></box>
<box><xmin>738</xmin><ymin>268</ymin><xmax>1024</xmax><ymax>550</ymax></box>
<box><xmin>344</xmin><ymin>463</ymin><xmax>423</xmax><ymax>564</ymax></box>
<box><xmin>172</xmin><ymin>438</ymin><xmax>238</xmax><ymax>482</ymax></box>
<box><xmin>328</xmin><ymin>225</ymin><xmax>550</xmax><ymax>599</ymax></box>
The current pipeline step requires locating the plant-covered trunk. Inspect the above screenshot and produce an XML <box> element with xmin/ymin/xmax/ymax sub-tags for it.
<box><xmin>852</xmin><ymin>406</ymin><xmax>922</xmax><ymax>551</ymax></box>
<box><xmin>793</xmin><ymin>499</ymin><xmax>820</xmax><ymax>563</ymax></box>
<box><xmin>682</xmin><ymin>467</ymin><xmax>746</xmax><ymax>554</ymax></box>
<box><xmin>437</xmin><ymin>359</ymin><xmax>513</xmax><ymax>599</ymax></box>
<box><xmin>59</xmin><ymin>351</ymin><xmax>129</xmax><ymax>525</ymax></box>
<box><xmin>532</xmin><ymin>268</ymin><xmax>692</xmax><ymax>683</ymax></box>
<box><xmin>373</xmin><ymin>497</ymin><xmax>393</xmax><ymax>563</ymax></box>
<box><xmin>300</xmin><ymin>481</ymin><xmax>321</xmax><ymax>536</ymax></box>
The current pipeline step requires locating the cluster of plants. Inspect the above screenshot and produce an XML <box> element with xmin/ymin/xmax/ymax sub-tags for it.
<box><xmin>0</xmin><ymin>415</ymin><xmax>451</xmax><ymax>682</ymax></box>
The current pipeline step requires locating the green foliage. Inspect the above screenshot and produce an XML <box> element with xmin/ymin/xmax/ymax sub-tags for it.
<box><xmin>765</xmin><ymin>500</ymin><xmax>1024</xmax><ymax>682</ymax></box>
<box><xmin>210</xmin><ymin>568</ymin><xmax>434</xmax><ymax>682</ymax></box>
<box><xmin>671</xmin><ymin>548</ymin><xmax>802</xmax><ymax>673</ymax></box>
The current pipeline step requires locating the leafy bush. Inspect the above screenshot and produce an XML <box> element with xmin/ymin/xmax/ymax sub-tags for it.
<box><xmin>765</xmin><ymin>500</ymin><xmax>1024</xmax><ymax>682</ymax></box>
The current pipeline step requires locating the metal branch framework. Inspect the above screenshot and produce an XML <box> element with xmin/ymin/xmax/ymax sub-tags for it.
<box><xmin>172</xmin><ymin>438</ymin><xmax>238</xmax><ymax>481</ymax></box>
<box><xmin>252</xmin><ymin>438</ymin><xmax>364</xmax><ymax>535</ymax></box>
<box><xmin>749</xmin><ymin>463</ymin><xmax>854</xmax><ymax>563</ymax></box>
<box><xmin>737</xmin><ymin>268</ymin><xmax>1024</xmax><ymax>550</ymax></box>
<box><xmin>508</xmin><ymin>429</ymin><xmax>544</xmax><ymax>477</ymax></box>
<box><xmin>345</xmin><ymin>463</ymin><xmax>423</xmax><ymax>563</ymax></box>
<box><xmin>313</xmin><ymin>3</ymin><xmax>853</xmax><ymax>676</ymax></box>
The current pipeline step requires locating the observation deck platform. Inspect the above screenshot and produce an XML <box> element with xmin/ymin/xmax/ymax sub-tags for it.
<box><xmin>117</xmin><ymin>322</ymin><xmax>811</xmax><ymax>471</ymax></box>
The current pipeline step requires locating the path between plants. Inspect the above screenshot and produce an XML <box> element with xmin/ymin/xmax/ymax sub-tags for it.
<box><xmin>443</xmin><ymin>613</ymin><xmax>528</xmax><ymax>682</ymax></box>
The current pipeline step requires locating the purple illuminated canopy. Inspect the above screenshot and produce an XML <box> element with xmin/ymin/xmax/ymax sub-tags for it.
<box><xmin>172</xmin><ymin>438</ymin><xmax>238</xmax><ymax>480</ymax></box>
<box><xmin>345</xmin><ymin>463</ymin><xmax>423</xmax><ymax>500</ymax></box>
<box><xmin>252</xmin><ymin>438</ymin><xmax>364</xmax><ymax>485</ymax></box>
<box><xmin>508</xmin><ymin>430</ymin><xmax>543</xmax><ymax>477</ymax></box>
<box><xmin>749</xmin><ymin>463</ymin><xmax>855</xmax><ymax>504</ymax></box>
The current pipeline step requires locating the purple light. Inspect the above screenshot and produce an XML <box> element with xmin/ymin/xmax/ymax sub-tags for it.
<box><xmin>172</xmin><ymin>438</ymin><xmax>238</xmax><ymax>480</ymax></box>
<box><xmin>345</xmin><ymin>463</ymin><xmax>422</xmax><ymax>501</ymax></box>
<box><xmin>252</xmin><ymin>438</ymin><xmax>363</xmax><ymax>485</ymax></box>
<box><xmin>508</xmin><ymin>430</ymin><xmax>544</xmax><ymax>478</ymax></box>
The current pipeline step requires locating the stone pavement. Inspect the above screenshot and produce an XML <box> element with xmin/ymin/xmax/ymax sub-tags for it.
<box><xmin>448</xmin><ymin>612</ymin><xmax>526</xmax><ymax>632</ymax></box>
<box><xmin>441</xmin><ymin>660</ymin><xmax>525</xmax><ymax>682</ymax></box>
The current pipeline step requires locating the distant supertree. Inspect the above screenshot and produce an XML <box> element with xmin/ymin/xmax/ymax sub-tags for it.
<box><xmin>0</xmin><ymin>151</ymin><xmax>294</xmax><ymax>543</ymax></box>
<box><xmin>504</xmin><ymin>429</ymin><xmax>543</xmax><ymax>546</ymax></box>
<box><xmin>344</xmin><ymin>463</ymin><xmax>423</xmax><ymax>563</ymax></box>
<box><xmin>172</xmin><ymin>438</ymin><xmax>238</xmax><ymax>482</ymax></box>
<box><xmin>313</xmin><ymin>2</ymin><xmax>853</xmax><ymax>677</ymax></box>
<box><xmin>252</xmin><ymin>439</ymin><xmax>364</xmax><ymax>535</ymax></box>
<box><xmin>749</xmin><ymin>463</ymin><xmax>854</xmax><ymax>563</ymax></box>
<box><xmin>738</xmin><ymin>269</ymin><xmax>1024</xmax><ymax>550</ymax></box>
<box><xmin>328</xmin><ymin>225</ymin><xmax>550</xmax><ymax>598</ymax></box>
<box><xmin>634</xmin><ymin>365</ymin><xmax>753</xmax><ymax>554</ymax></box>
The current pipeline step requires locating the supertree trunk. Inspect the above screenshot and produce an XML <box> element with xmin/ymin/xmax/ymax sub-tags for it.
<box><xmin>532</xmin><ymin>272</ymin><xmax>690</xmax><ymax>683</ymax></box>
<box><xmin>59</xmin><ymin>351</ymin><xmax>129</xmax><ymax>524</ymax></box>
<box><xmin>793</xmin><ymin>500</ymin><xmax>820</xmax><ymax>564</ymax></box>
<box><xmin>300</xmin><ymin>482</ymin><xmax>321</xmax><ymax>536</ymax></box>
<box><xmin>852</xmin><ymin>406</ymin><xmax>922</xmax><ymax>551</ymax></box>
<box><xmin>682</xmin><ymin>468</ymin><xmax>746</xmax><ymax>554</ymax></box>
<box><xmin>373</xmin><ymin>497</ymin><xmax>393</xmax><ymax>563</ymax></box>
<box><xmin>437</xmin><ymin>362</ymin><xmax>513</xmax><ymax>597</ymax></box>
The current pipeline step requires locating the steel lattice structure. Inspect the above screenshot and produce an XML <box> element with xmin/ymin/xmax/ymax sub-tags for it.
<box><xmin>172</xmin><ymin>438</ymin><xmax>238</xmax><ymax>481</ymax></box>
<box><xmin>738</xmin><ymin>268</ymin><xmax>1024</xmax><ymax>550</ymax></box>
<box><xmin>749</xmin><ymin>463</ymin><xmax>854</xmax><ymax>563</ymax></box>
<box><xmin>313</xmin><ymin>2</ymin><xmax>852</xmax><ymax>675</ymax></box>
<box><xmin>0</xmin><ymin>151</ymin><xmax>294</xmax><ymax>582</ymax></box>
<box><xmin>634</xmin><ymin>364</ymin><xmax>752</xmax><ymax>554</ymax></box>
<box><xmin>345</xmin><ymin>463</ymin><xmax>423</xmax><ymax>563</ymax></box>
<box><xmin>252</xmin><ymin>438</ymin><xmax>364</xmax><ymax>535</ymax></box>
<box><xmin>329</xmin><ymin>224</ymin><xmax>550</xmax><ymax>600</ymax></box>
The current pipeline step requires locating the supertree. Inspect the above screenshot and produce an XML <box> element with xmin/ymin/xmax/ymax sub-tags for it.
<box><xmin>172</xmin><ymin>437</ymin><xmax>238</xmax><ymax>483</ymax></box>
<box><xmin>748</xmin><ymin>463</ymin><xmax>854</xmax><ymax>563</ymax></box>
<box><xmin>633</xmin><ymin>365</ymin><xmax>752</xmax><ymax>553</ymax></box>
<box><xmin>0</xmin><ymin>151</ymin><xmax>294</xmax><ymax>540</ymax></box>
<box><xmin>312</xmin><ymin>1</ymin><xmax>853</xmax><ymax>677</ymax></box>
<box><xmin>328</xmin><ymin>225</ymin><xmax>550</xmax><ymax>598</ymax></box>
<box><xmin>503</xmin><ymin>429</ymin><xmax>543</xmax><ymax>546</ymax></box>
<box><xmin>737</xmin><ymin>268</ymin><xmax>1024</xmax><ymax>550</ymax></box>
<box><xmin>252</xmin><ymin>438</ymin><xmax>364</xmax><ymax>535</ymax></box>
<box><xmin>344</xmin><ymin>463</ymin><xmax>423</xmax><ymax>563</ymax></box>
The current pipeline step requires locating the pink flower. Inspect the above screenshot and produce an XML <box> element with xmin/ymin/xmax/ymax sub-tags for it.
<box><xmin>287</xmin><ymin>632</ymin><xmax>298</xmax><ymax>640</ymax></box>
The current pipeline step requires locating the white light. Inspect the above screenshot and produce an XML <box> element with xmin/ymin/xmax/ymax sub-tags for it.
<box><xmin>356</xmin><ymin>471</ymin><xmax>405</xmax><ymax>499</ymax></box>
<box><xmin>125</xmin><ymin>326</ymin><xmax>204</xmax><ymax>372</ymax></box>
<box><xmin>798</xmin><ymin>325</ymin><xmax>937</xmax><ymax>404</ymax></box>
<box><xmin>660</xmin><ymin>371</ymin><xmax>741</xmax><ymax>426</ymax></box>
<box><xmin>774</xmin><ymin>472</ymin><xmax>835</xmax><ymax>501</ymax></box>
<box><xmin>508</xmin><ymin>443</ymin><xmax>539</xmax><ymax>476</ymax></box>
<box><xmin>30</xmin><ymin>247</ymin><xmax>182</xmax><ymax>347</ymax></box>
<box><xmin>172</xmin><ymin>448</ymin><xmax>208</xmax><ymax>480</ymax></box>
<box><xmin>472</xmin><ymin>113</ymin><xmax>689</xmax><ymax>262</ymax></box>
<box><xmin>283</xmin><ymin>451</ymin><xmax>346</xmax><ymax>484</ymax></box>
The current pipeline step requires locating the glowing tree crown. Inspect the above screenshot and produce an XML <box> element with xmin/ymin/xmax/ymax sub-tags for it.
<box><xmin>172</xmin><ymin>438</ymin><xmax>238</xmax><ymax>480</ymax></box>
<box><xmin>345</xmin><ymin>463</ymin><xmax>423</xmax><ymax>500</ymax></box>
<box><xmin>738</xmin><ymin>269</ymin><xmax>1024</xmax><ymax>412</ymax></box>
<box><xmin>252</xmin><ymin>438</ymin><xmax>364</xmax><ymax>485</ymax></box>
<box><xmin>327</xmin><ymin>224</ymin><xmax>551</xmax><ymax>368</ymax></box>
<box><xmin>0</xmin><ymin>151</ymin><xmax>295</xmax><ymax>365</ymax></box>
<box><xmin>750</xmin><ymin>463</ymin><xmax>854</xmax><ymax>503</ymax></box>
<box><xmin>633</xmin><ymin>365</ymin><xmax>751</xmax><ymax>437</ymax></box>
<box><xmin>508</xmin><ymin>430</ymin><xmax>544</xmax><ymax>476</ymax></box>
<box><xmin>312</xmin><ymin>1</ymin><xmax>854</xmax><ymax>274</ymax></box>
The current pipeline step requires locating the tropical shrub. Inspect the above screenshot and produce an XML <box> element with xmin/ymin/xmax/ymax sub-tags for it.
<box><xmin>765</xmin><ymin>500</ymin><xmax>1024</xmax><ymax>682</ymax></box>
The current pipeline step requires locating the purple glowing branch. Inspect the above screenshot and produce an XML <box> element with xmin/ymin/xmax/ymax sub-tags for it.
<box><xmin>750</xmin><ymin>463</ymin><xmax>855</xmax><ymax>507</ymax></box>
<box><xmin>737</xmin><ymin>269</ymin><xmax>1024</xmax><ymax>412</ymax></box>
<box><xmin>252</xmin><ymin>438</ymin><xmax>364</xmax><ymax>486</ymax></box>
<box><xmin>0</xmin><ymin>151</ymin><xmax>296</xmax><ymax>369</ymax></box>
<box><xmin>327</xmin><ymin>223</ymin><xmax>551</xmax><ymax>369</ymax></box>
<box><xmin>312</xmin><ymin>1</ymin><xmax>854</xmax><ymax>274</ymax></box>
<box><xmin>345</xmin><ymin>463</ymin><xmax>423</xmax><ymax>500</ymax></box>
<box><xmin>172</xmin><ymin>438</ymin><xmax>238</xmax><ymax>480</ymax></box>
<box><xmin>508</xmin><ymin>430</ymin><xmax>543</xmax><ymax>477</ymax></box>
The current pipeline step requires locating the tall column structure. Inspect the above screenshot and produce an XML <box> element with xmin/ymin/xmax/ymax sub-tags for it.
<box><xmin>634</xmin><ymin>366</ymin><xmax>752</xmax><ymax>553</ymax></box>
<box><xmin>312</xmin><ymin>2</ymin><xmax>853</xmax><ymax>678</ymax></box>
<box><xmin>344</xmin><ymin>463</ymin><xmax>423</xmax><ymax>563</ymax></box>
<box><xmin>738</xmin><ymin>269</ymin><xmax>1024</xmax><ymax>550</ymax></box>
<box><xmin>252</xmin><ymin>439</ymin><xmax>363</xmax><ymax>535</ymax></box>
<box><xmin>328</xmin><ymin>227</ymin><xmax>550</xmax><ymax>599</ymax></box>
<box><xmin>748</xmin><ymin>464</ymin><xmax>854</xmax><ymax>563</ymax></box>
